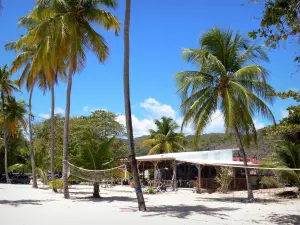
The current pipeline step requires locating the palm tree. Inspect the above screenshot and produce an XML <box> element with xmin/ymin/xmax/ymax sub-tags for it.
<box><xmin>141</xmin><ymin>117</ymin><xmax>185</xmax><ymax>154</ymax></box>
<box><xmin>175</xmin><ymin>28</ymin><xmax>276</xmax><ymax>201</ymax></box>
<box><xmin>123</xmin><ymin>0</ymin><xmax>146</xmax><ymax>211</ymax></box>
<box><xmin>0</xmin><ymin>65</ymin><xmax>18</xmax><ymax>183</ymax></box>
<box><xmin>7</xmin><ymin>40</ymin><xmax>66</xmax><ymax>188</ymax></box>
<box><xmin>19</xmin><ymin>0</ymin><xmax>120</xmax><ymax>198</ymax></box>
<box><xmin>5</xmin><ymin>96</ymin><xmax>28</xmax><ymax>136</ymax></box>
<box><xmin>263</xmin><ymin>141</ymin><xmax>300</xmax><ymax>192</ymax></box>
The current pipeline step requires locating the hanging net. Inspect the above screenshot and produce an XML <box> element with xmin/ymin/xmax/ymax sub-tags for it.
<box><xmin>64</xmin><ymin>160</ymin><xmax>127</xmax><ymax>183</ymax></box>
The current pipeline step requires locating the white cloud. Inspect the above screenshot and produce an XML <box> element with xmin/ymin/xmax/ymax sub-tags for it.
<box><xmin>140</xmin><ymin>98</ymin><xmax>175</xmax><ymax>119</ymax></box>
<box><xmin>38</xmin><ymin>113</ymin><xmax>50</xmax><ymax>119</ymax></box>
<box><xmin>116</xmin><ymin>114</ymin><xmax>155</xmax><ymax>137</ymax></box>
<box><xmin>203</xmin><ymin>110</ymin><xmax>225</xmax><ymax>133</ymax></box>
<box><xmin>280</xmin><ymin>109</ymin><xmax>288</xmax><ymax>118</ymax></box>
<box><xmin>83</xmin><ymin>106</ymin><xmax>89</xmax><ymax>112</ymax></box>
<box><xmin>54</xmin><ymin>107</ymin><xmax>65</xmax><ymax>115</ymax></box>
<box><xmin>116</xmin><ymin>98</ymin><xmax>267</xmax><ymax>137</ymax></box>
<box><xmin>253</xmin><ymin>119</ymin><xmax>265</xmax><ymax>129</ymax></box>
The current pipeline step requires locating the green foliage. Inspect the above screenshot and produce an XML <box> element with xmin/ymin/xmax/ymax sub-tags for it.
<box><xmin>248</xmin><ymin>0</ymin><xmax>300</xmax><ymax>65</ymax></box>
<box><xmin>215</xmin><ymin>167</ymin><xmax>234</xmax><ymax>193</ymax></box>
<box><xmin>261</xmin><ymin>141</ymin><xmax>300</xmax><ymax>190</ymax></box>
<box><xmin>267</xmin><ymin>90</ymin><xmax>300</xmax><ymax>144</ymax></box>
<box><xmin>135</xmin><ymin>130</ymin><xmax>274</xmax><ymax>158</ymax></box>
<box><xmin>32</xmin><ymin>110</ymin><xmax>127</xmax><ymax>174</ymax></box>
<box><xmin>16</xmin><ymin>0</ymin><xmax>120</xmax><ymax>78</ymax></box>
<box><xmin>49</xmin><ymin>179</ymin><xmax>63</xmax><ymax>192</ymax></box>
<box><xmin>141</xmin><ymin>117</ymin><xmax>186</xmax><ymax>154</ymax></box>
<box><xmin>146</xmin><ymin>186</ymin><xmax>156</xmax><ymax>194</ymax></box>
<box><xmin>5</xmin><ymin>96</ymin><xmax>28</xmax><ymax>136</ymax></box>
<box><xmin>260</xmin><ymin>176</ymin><xmax>283</xmax><ymax>189</ymax></box>
<box><xmin>8</xmin><ymin>145</ymin><xmax>49</xmax><ymax>184</ymax></box>
<box><xmin>175</xmin><ymin>27</ymin><xmax>275</xmax><ymax>146</ymax></box>
<box><xmin>0</xmin><ymin>65</ymin><xmax>19</xmax><ymax>96</ymax></box>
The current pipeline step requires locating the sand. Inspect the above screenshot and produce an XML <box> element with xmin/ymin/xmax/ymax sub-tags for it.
<box><xmin>1</xmin><ymin>183</ymin><xmax>299</xmax><ymax>225</ymax></box>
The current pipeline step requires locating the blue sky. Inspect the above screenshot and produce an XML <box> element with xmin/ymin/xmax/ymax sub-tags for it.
<box><xmin>0</xmin><ymin>0</ymin><xmax>299</xmax><ymax>136</ymax></box>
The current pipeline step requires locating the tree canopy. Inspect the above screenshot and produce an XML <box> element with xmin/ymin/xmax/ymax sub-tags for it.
<box><xmin>249</xmin><ymin>0</ymin><xmax>300</xmax><ymax>66</ymax></box>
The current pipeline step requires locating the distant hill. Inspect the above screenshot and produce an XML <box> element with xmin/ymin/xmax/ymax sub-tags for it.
<box><xmin>134</xmin><ymin>129</ymin><xmax>274</xmax><ymax>159</ymax></box>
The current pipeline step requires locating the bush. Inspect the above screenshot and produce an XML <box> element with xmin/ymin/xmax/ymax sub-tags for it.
<box><xmin>215</xmin><ymin>167</ymin><xmax>233</xmax><ymax>193</ymax></box>
<box><xmin>146</xmin><ymin>186</ymin><xmax>156</xmax><ymax>194</ymax></box>
<box><xmin>260</xmin><ymin>176</ymin><xmax>283</xmax><ymax>189</ymax></box>
<box><xmin>49</xmin><ymin>179</ymin><xmax>64</xmax><ymax>192</ymax></box>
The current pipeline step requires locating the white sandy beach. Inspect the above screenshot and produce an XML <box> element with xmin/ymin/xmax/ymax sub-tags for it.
<box><xmin>1</xmin><ymin>183</ymin><xmax>299</xmax><ymax>225</ymax></box>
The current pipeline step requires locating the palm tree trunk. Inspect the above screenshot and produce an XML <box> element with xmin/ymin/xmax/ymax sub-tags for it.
<box><xmin>28</xmin><ymin>87</ymin><xmax>38</xmax><ymax>188</ymax></box>
<box><xmin>50</xmin><ymin>83</ymin><xmax>55</xmax><ymax>181</ymax></box>
<box><xmin>234</xmin><ymin>126</ymin><xmax>254</xmax><ymax>201</ymax></box>
<box><xmin>124</xmin><ymin>0</ymin><xmax>146</xmax><ymax>211</ymax></box>
<box><xmin>1</xmin><ymin>90</ymin><xmax>10</xmax><ymax>184</ymax></box>
<box><xmin>62</xmin><ymin>63</ymin><xmax>73</xmax><ymax>199</ymax></box>
<box><xmin>93</xmin><ymin>182</ymin><xmax>100</xmax><ymax>198</ymax></box>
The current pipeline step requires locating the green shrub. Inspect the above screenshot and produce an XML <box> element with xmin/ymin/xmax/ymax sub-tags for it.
<box><xmin>147</xmin><ymin>186</ymin><xmax>156</xmax><ymax>194</ymax></box>
<box><xmin>49</xmin><ymin>179</ymin><xmax>64</xmax><ymax>192</ymax></box>
<box><xmin>215</xmin><ymin>167</ymin><xmax>234</xmax><ymax>193</ymax></box>
<box><xmin>260</xmin><ymin>176</ymin><xmax>283</xmax><ymax>189</ymax></box>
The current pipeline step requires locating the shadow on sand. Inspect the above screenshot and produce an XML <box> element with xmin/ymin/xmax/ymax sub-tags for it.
<box><xmin>269</xmin><ymin>213</ymin><xmax>300</xmax><ymax>225</ymax></box>
<box><xmin>72</xmin><ymin>195</ymin><xmax>137</xmax><ymax>203</ymax></box>
<box><xmin>121</xmin><ymin>204</ymin><xmax>238</xmax><ymax>219</ymax></box>
<box><xmin>0</xmin><ymin>199</ymin><xmax>54</xmax><ymax>206</ymax></box>
<box><xmin>198</xmin><ymin>197</ymin><xmax>281</xmax><ymax>204</ymax></box>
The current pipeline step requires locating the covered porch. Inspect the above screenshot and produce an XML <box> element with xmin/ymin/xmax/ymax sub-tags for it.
<box><xmin>133</xmin><ymin>149</ymin><xmax>256</xmax><ymax>190</ymax></box>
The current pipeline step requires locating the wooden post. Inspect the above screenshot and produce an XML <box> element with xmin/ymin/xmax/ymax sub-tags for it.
<box><xmin>152</xmin><ymin>161</ymin><xmax>159</xmax><ymax>186</ymax></box>
<box><xmin>233</xmin><ymin>167</ymin><xmax>236</xmax><ymax>190</ymax></box>
<box><xmin>183</xmin><ymin>163</ymin><xmax>187</xmax><ymax>180</ymax></box>
<box><xmin>188</xmin><ymin>163</ymin><xmax>191</xmax><ymax>180</ymax></box>
<box><xmin>142</xmin><ymin>162</ymin><xmax>145</xmax><ymax>181</ymax></box>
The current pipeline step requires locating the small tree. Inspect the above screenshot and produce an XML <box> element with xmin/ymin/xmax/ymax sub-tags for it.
<box><xmin>215</xmin><ymin>167</ymin><xmax>234</xmax><ymax>193</ymax></box>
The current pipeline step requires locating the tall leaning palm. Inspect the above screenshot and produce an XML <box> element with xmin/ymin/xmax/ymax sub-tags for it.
<box><xmin>0</xmin><ymin>65</ymin><xmax>18</xmax><ymax>183</ymax></box>
<box><xmin>124</xmin><ymin>0</ymin><xmax>146</xmax><ymax>211</ymax></box>
<box><xmin>175</xmin><ymin>28</ymin><xmax>276</xmax><ymax>201</ymax></box>
<box><xmin>20</xmin><ymin>0</ymin><xmax>120</xmax><ymax>198</ymax></box>
<box><xmin>142</xmin><ymin>117</ymin><xmax>185</xmax><ymax>155</ymax></box>
<box><xmin>7</xmin><ymin>41</ymin><xmax>66</xmax><ymax>188</ymax></box>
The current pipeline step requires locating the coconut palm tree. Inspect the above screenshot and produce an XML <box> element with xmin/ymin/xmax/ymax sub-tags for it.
<box><xmin>175</xmin><ymin>28</ymin><xmax>276</xmax><ymax>201</ymax></box>
<box><xmin>0</xmin><ymin>65</ymin><xmax>18</xmax><ymax>183</ymax></box>
<box><xmin>18</xmin><ymin>0</ymin><xmax>120</xmax><ymax>198</ymax></box>
<box><xmin>123</xmin><ymin>0</ymin><xmax>146</xmax><ymax>211</ymax></box>
<box><xmin>262</xmin><ymin>141</ymin><xmax>300</xmax><ymax>192</ymax></box>
<box><xmin>7</xmin><ymin>40</ymin><xmax>66</xmax><ymax>188</ymax></box>
<box><xmin>5</xmin><ymin>96</ymin><xmax>28</xmax><ymax>136</ymax></box>
<box><xmin>141</xmin><ymin>117</ymin><xmax>185</xmax><ymax>154</ymax></box>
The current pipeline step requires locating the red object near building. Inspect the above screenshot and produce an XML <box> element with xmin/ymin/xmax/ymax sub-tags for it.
<box><xmin>233</xmin><ymin>157</ymin><xmax>260</xmax><ymax>164</ymax></box>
